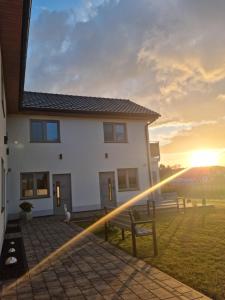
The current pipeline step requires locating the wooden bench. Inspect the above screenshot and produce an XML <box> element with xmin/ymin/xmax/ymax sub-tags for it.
<box><xmin>104</xmin><ymin>201</ymin><xmax>158</xmax><ymax>257</ymax></box>
<box><xmin>159</xmin><ymin>194</ymin><xmax>186</xmax><ymax>211</ymax></box>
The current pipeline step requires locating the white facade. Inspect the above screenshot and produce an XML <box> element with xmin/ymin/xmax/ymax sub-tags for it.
<box><xmin>150</xmin><ymin>156</ymin><xmax>161</xmax><ymax>199</ymax></box>
<box><xmin>0</xmin><ymin>48</ymin><xmax>7</xmax><ymax>251</ymax></box>
<box><xmin>7</xmin><ymin>114</ymin><xmax>153</xmax><ymax>218</ymax></box>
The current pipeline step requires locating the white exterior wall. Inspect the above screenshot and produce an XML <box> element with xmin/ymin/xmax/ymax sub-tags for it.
<box><xmin>0</xmin><ymin>47</ymin><xmax>7</xmax><ymax>251</ymax></box>
<box><xmin>7</xmin><ymin>114</ymin><xmax>151</xmax><ymax>218</ymax></box>
<box><xmin>150</xmin><ymin>157</ymin><xmax>160</xmax><ymax>185</ymax></box>
<box><xmin>150</xmin><ymin>157</ymin><xmax>161</xmax><ymax>198</ymax></box>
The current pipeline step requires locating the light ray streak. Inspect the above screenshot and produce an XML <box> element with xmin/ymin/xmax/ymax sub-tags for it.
<box><xmin>5</xmin><ymin>167</ymin><xmax>190</xmax><ymax>292</ymax></box>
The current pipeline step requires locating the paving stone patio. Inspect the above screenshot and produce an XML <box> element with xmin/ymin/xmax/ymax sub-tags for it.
<box><xmin>0</xmin><ymin>217</ymin><xmax>211</xmax><ymax>299</ymax></box>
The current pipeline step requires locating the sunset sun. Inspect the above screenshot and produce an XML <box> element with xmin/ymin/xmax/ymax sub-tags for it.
<box><xmin>190</xmin><ymin>150</ymin><xmax>220</xmax><ymax>167</ymax></box>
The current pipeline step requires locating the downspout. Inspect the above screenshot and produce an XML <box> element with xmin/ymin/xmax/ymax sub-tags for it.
<box><xmin>145</xmin><ymin>122</ymin><xmax>153</xmax><ymax>200</ymax></box>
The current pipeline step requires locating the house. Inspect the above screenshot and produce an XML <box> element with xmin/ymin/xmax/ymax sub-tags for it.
<box><xmin>0</xmin><ymin>0</ymin><xmax>31</xmax><ymax>252</ymax></box>
<box><xmin>7</xmin><ymin>91</ymin><xmax>160</xmax><ymax>219</ymax></box>
<box><xmin>0</xmin><ymin>0</ymin><xmax>161</xmax><ymax>254</ymax></box>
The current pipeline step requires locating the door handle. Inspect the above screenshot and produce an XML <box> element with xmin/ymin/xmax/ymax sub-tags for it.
<box><xmin>56</xmin><ymin>182</ymin><xmax>61</xmax><ymax>207</ymax></box>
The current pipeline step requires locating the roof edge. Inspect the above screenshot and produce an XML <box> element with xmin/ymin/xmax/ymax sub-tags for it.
<box><xmin>19</xmin><ymin>0</ymin><xmax>32</xmax><ymax>111</ymax></box>
<box><xmin>20</xmin><ymin>106</ymin><xmax>161</xmax><ymax>121</ymax></box>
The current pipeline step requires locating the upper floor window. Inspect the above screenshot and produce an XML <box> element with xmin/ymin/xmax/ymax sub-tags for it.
<box><xmin>30</xmin><ymin>120</ymin><xmax>60</xmax><ymax>143</ymax></box>
<box><xmin>103</xmin><ymin>122</ymin><xmax>127</xmax><ymax>143</ymax></box>
<box><xmin>117</xmin><ymin>168</ymin><xmax>139</xmax><ymax>191</ymax></box>
<box><xmin>21</xmin><ymin>172</ymin><xmax>50</xmax><ymax>199</ymax></box>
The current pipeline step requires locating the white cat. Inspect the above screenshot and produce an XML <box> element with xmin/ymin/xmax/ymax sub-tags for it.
<box><xmin>64</xmin><ymin>204</ymin><xmax>71</xmax><ymax>223</ymax></box>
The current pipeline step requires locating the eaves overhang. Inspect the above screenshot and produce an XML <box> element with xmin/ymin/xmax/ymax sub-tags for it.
<box><xmin>0</xmin><ymin>0</ymin><xmax>31</xmax><ymax>114</ymax></box>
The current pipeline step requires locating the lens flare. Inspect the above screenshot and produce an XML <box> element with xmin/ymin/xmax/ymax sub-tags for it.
<box><xmin>5</xmin><ymin>167</ymin><xmax>190</xmax><ymax>292</ymax></box>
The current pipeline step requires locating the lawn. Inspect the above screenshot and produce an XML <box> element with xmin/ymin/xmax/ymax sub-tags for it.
<box><xmin>79</xmin><ymin>200</ymin><xmax>225</xmax><ymax>299</ymax></box>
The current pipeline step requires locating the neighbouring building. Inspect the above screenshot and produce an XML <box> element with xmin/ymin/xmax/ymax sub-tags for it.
<box><xmin>7</xmin><ymin>91</ymin><xmax>161</xmax><ymax>218</ymax></box>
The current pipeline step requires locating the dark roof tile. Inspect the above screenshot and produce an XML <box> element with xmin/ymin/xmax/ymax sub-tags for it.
<box><xmin>22</xmin><ymin>91</ymin><xmax>160</xmax><ymax>120</ymax></box>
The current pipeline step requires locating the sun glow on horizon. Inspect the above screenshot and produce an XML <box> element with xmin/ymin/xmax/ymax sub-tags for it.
<box><xmin>189</xmin><ymin>150</ymin><xmax>220</xmax><ymax>167</ymax></box>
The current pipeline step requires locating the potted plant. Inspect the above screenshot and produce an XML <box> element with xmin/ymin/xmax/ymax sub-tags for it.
<box><xmin>19</xmin><ymin>201</ymin><xmax>33</xmax><ymax>221</ymax></box>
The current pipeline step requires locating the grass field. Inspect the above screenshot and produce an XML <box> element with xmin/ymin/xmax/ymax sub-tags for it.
<box><xmin>79</xmin><ymin>200</ymin><xmax>225</xmax><ymax>299</ymax></box>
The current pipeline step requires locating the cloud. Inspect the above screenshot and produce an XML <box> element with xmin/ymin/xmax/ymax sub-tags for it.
<box><xmin>137</xmin><ymin>3</ymin><xmax>225</xmax><ymax>103</ymax></box>
<box><xmin>217</xmin><ymin>94</ymin><xmax>225</xmax><ymax>102</ymax></box>
<box><xmin>160</xmin><ymin>120</ymin><xmax>225</xmax><ymax>154</ymax></box>
<box><xmin>150</xmin><ymin>120</ymin><xmax>217</xmax><ymax>146</ymax></box>
<box><xmin>26</xmin><ymin>0</ymin><xmax>165</xmax><ymax>111</ymax></box>
<box><xmin>26</xmin><ymin>0</ymin><xmax>225</xmax><ymax>113</ymax></box>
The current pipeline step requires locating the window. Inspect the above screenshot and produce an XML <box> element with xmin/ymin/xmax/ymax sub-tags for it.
<box><xmin>30</xmin><ymin>120</ymin><xmax>60</xmax><ymax>142</ymax></box>
<box><xmin>117</xmin><ymin>168</ymin><xmax>139</xmax><ymax>191</ymax></box>
<box><xmin>103</xmin><ymin>123</ymin><xmax>127</xmax><ymax>143</ymax></box>
<box><xmin>1</xmin><ymin>159</ymin><xmax>5</xmax><ymax>213</ymax></box>
<box><xmin>21</xmin><ymin>172</ymin><xmax>50</xmax><ymax>199</ymax></box>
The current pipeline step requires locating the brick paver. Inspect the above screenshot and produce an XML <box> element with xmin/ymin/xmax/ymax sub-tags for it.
<box><xmin>0</xmin><ymin>217</ymin><xmax>211</xmax><ymax>299</ymax></box>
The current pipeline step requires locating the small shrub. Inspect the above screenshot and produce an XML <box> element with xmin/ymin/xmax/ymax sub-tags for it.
<box><xmin>19</xmin><ymin>201</ymin><xmax>33</xmax><ymax>212</ymax></box>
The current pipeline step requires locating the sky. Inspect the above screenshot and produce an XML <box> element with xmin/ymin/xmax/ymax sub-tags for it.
<box><xmin>25</xmin><ymin>0</ymin><xmax>225</xmax><ymax>167</ymax></box>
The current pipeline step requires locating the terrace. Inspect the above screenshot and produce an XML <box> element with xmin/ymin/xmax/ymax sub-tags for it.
<box><xmin>0</xmin><ymin>215</ymin><xmax>210</xmax><ymax>299</ymax></box>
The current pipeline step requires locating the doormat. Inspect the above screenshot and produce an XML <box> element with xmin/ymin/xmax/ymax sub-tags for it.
<box><xmin>8</xmin><ymin>219</ymin><xmax>20</xmax><ymax>224</ymax></box>
<box><xmin>0</xmin><ymin>237</ymin><xmax>28</xmax><ymax>280</ymax></box>
<box><xmin>5</xmin><ymin>224</ymin><xmax>21</xmax><ymax>234</ymax></box>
